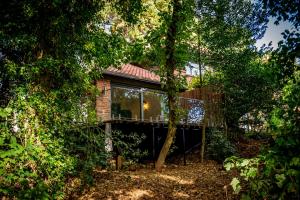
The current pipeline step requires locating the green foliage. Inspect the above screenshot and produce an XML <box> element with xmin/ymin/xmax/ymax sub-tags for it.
<box><xmin>206</xmin><ymin>129</ymin><xmax>237</xmax><ymax>163</ymax></box>
<box><xmin>64</xmin><ymin>126</ymin><xmax>109</xmax><ymax>184</ymax></box>
<box><xmin>112</xmin><ymin>131</ymin><xmax>148</xmax><ymax>163</ymax></box>
<box><xmin>223</xmin><ymin>3</ymin><xmax>299</xmax><ymax>197</ymax></box>
<box><xmin>0</xmin><ymin>107</ymin><xmax>12</xmax><ymax>118</ymax></box>
<box><xmin>224</xmin><ymin>156</ymin><xmax>261</xmax><ymax>197</ymax></box>
<box><xmin>222</xmin><ymin>59</ymin><xmax>275</xmax><ymax>127</ymax></box>
<box><xmin>189</xmin><ymin>0</ymin><xmax>272</xmax><ymax>128</ymax></box>
<box><xmin>189</xmin><ymin>70</ymin><xmax>223</xmax><ymax>89</ymax></box>
<box><xmin>224</xmin><ymin>70</ymin><xmax>300</xmax><ymax>199</ymax></box>
<box><xmin>230</xmin><ymin>177</ymin><xmax>241</xmax><ymax>194</ymax></box>
<box><xmin>0</xmin><ymin>131</ymin><xmax>76</xmax><ymax>199</ymax></box>
<box><xmin>195</xmin><ymin>57</ymin><xmax>275</xmax><ymax>129</ymax></box>
<box><xmin>0</xmin><ymin>0</ymin><xmax>145</xmax><ymax>198</ymax></box>
<box><xmin>0</xmin><ymin>90</ymin><xmax>108</xmax><ymax>198</ymax></box>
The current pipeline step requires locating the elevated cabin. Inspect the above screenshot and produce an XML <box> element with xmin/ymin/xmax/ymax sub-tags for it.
<box><xmin>95</xmin><ymin>64</ymin><xmax>223</xmax><ymax>162</ymax></box>
<box><xmin>96</xmin><ymin>63</ymin><xmax>223</xmax><ymax>126</ymax></box>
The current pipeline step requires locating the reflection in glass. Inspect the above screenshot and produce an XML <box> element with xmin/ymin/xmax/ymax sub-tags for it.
<box><xmin>111</xmin><ymin>86</ymin><xmax>205</xmax><ymax>123</ymax></box>
<box><xmin>111</xmin><ymin>87</ymin><xmax>141</xmax><ymax>119</ymax></box>
<box><xmin>143</xmin><ymin>90</ymin><xmax>167</xmax><ymax>121</ymax></box>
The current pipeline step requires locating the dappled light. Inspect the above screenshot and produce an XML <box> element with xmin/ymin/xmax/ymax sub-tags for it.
<box><xmin>155</xmin><ymin>174</ymin><xmax>194</xmax><ymax>185</ymax></box>
<box><xmin>172</xmin><ymin>191</ymin><xmax>190</xmax><ymax>198</ymax></box>
<box><xmin>72</xmin><ymin>160</ymin><xmax>238</xmax><ymax>200</ymax></box>
<box><xmin>125</xmin><ymin>189</ymin><xmax>154</xmax><ymax>199</ymax></box>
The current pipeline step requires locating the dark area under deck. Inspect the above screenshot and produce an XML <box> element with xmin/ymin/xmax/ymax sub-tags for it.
<box><xmin>104</xmin><ymin>120</ymin><xmax>205</xmax><ymax>165</ymax></box>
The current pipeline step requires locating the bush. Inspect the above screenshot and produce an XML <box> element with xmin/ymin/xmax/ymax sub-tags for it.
<box><xmin>64</xmin><ymin>126</ymin><xmax>109</xmax><ymax>184</ymax></box>
<box><xmin>0</xmin><ymin>99</ymin><xmax>109</xmax><ymax>199</ymax></box>
<box><xmin>0</xmin><ymin>132</ymin><xmax>76</xmax><ymax>199</ymax></box>
<box><xmin>224</xmin><ymin>70</ymin><xmax>300</xmax><ymax>199</ymax></box>
<box><xmin>0</xmin><ymin>124</ymin><xmax>109</xmax><ymax>199</ymax></box>
<box><xmin>207</xmin><ymin>128</ymin><xmax>237</xmax><ymax>163</ymax></box>
<box><xmin>111</xmin><ymin>130</ymin><xmax>148</xmax><ymax>163</ymax></box>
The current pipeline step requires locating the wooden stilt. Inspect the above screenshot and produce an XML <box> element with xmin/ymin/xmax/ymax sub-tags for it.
<box><xmin>182</xmin><ymin>128</ymin><xmax>186</xmax><ymax>165</ymax></box>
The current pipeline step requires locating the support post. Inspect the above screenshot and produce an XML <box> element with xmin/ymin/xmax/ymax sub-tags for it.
<box><xmin>182</xmin><ymin>128</ymin><xmax>186</xmax><ymax>165</ymax></box>
<box><xmin>152</xmin><ymin>126</ymin><xmax>156</xmax><ymax>165</ymax></box>
<box><xmin>141</xmin><ymin>89</ymin><xmax>144</xmax><ymax>121</ymax></box>
<box><xmin>200</xmin><ymin>121</ymin><xmax>206</xmax><ymax>163</ymax></box>
<box><xmin>105</xmin><ymin>123</ymin><xmax>113</xmax><ymax>152</ymax></box>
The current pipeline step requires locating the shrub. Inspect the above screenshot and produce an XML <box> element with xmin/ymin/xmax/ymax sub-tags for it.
<box><xmin>0</xmin><ymin>100</ymin><xmax>109</xmax><ymax>199</ymax></box>
<box><xmin>63</xmin><ymin>126</ymin><xmax>109</xmax><ymax>184</ymax></box>
<box><xmin>0</xmin><ymin>124</ymin><xmax>109</xmax><ymax>199</ymax></box>
<box><xmin>0</xmin><ymin>132</ymin><xmax>76</xmax><ymax>199</ymax></box>
<box><xmin>224</xmin><ymin>70</ymin><xmax>300</xmax><ymax>199</ymax></box>
<box><xmin>111</xmin><ymin>130</ymin><xmax>148</xmax><ymax>163</ymax></box>
<box><xmin>206</xmin><ymin>128</ymin><xmax>237</xmax><ymax>163</ymax></box>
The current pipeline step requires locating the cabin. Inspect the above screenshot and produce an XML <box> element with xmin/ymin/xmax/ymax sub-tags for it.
<box><xmin>95</xmin><ymin>63</ymin><xmax>223</xmax><ymax>163</ymax></box>
<box><xmin>95</xmin><ymin>63</ymin><xmax>208</xmax><ymax>123</ymax></box>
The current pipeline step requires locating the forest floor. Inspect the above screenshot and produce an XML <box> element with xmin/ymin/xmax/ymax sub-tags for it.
<box><xmin>68</xmin><ymin>159</ymin><xmax>239</xmax><ymax>200</ymax></box>
<box><xmin>68</xmin><ymin>137</ymin><xmax>265</xmax><ymax>200</ymax></box>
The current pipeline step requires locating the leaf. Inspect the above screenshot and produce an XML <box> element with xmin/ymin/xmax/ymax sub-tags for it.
<box><xmin>241</xmin><ymin>194</ymin><xmax>251</xmax><ymax>200</ymax></box>
<box><xmin>241</xmin><ymin>159</ymin><xmax>250</xmax><ymax>167</ymax></box>
<box><xmin>0</xmin><ymin>107</ymin><xmax>12</xmax><ymax>118</ymax></box>
<box><xmin>247</xmin><ymin>167</ymin><xmax>257</xmax><ymax>178</ymax></box>
<box><xmin>290</xmin><ymin>157</ymin><xmax>300</xmax><ymax>166</ymax></box>
<box><xmin>230</xmin><ymin>177</ymin><xmax>241</xmax><ymax>194</ymax></box>
<box><xmin>275</xmin><ymin>174</ymin><xmax>286</xmax><ymax>188</ymax></box>
<box><xmin>224</xmin><ymin>162</ymin><xmax>234</xmax><ymax>171</ymax></box>
<box><xmin>0</xmin><ymin>138</ymin><xmax>4</xmax><ymax>145</ymax></box>
<box><xmin>10</xmin><ymin>136</ymin><xmax>17</xmax><ymax>146</ymax></box>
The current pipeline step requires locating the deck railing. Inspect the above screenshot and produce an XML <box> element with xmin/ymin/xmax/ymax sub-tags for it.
<box><xmin>108</xmin><ymin>86</ymin><xmax>224</xmax><ymax>127</ymax></box>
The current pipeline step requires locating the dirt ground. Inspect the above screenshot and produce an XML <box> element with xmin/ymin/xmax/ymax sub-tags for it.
<box><xmin>69</xmin><ymin>160</ymin><xmax>239</xmax><ymax>200</ymax></box>
<box><xmin>67</xmin><ymin>136</ymin><xmax>267</xmax><ymax>200</ymax></box>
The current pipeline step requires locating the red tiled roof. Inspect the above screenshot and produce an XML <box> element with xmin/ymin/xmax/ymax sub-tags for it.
<box><xmin>104</xmin><ymin>64</ymin><xmax>160</xmax><ymax>84</ymax></box>
<box><xmin>104</xmin><ymin>63</ymin><xmax>194</xmax><ymax>84</ymax></box>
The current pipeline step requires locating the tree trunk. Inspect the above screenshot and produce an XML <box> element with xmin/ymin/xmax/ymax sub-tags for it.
<box><xmin>155</xmin><ymin>96</ymin><xmax>177</xmax><ymax>171</ymax></box>
<box><xmin>155</xmin><ymin>0</ymin><xmax>180</xmax><ymax>172</ymax></box>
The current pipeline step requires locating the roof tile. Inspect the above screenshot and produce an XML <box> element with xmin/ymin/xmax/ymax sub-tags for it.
<box><xmin>105</xmin><ymin>64</ymin><xmax>160</xmax><ymax>83</ymax></box>
<box><xmin>104</xmin><ymin>64</ymin><xmax>193</xmax><ymax>84</ymax></box>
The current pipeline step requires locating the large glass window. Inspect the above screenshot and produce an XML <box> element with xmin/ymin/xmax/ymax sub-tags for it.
<box><xmin>143</xmin><ymin>90</ymin><xmax>168</xmax><ymax>121</ymax></box>
<box><xmin>111</xmin><ymin>86</ymin><xmax>168</xmax><ymax>121</ymax></box>
<box><xmin>111</xmin><ymin>87</ymin><xmax>141</xmax><ymax>119</ymax></box>
<box><xmin>111</xmin><ymin>85</ymin><xmax>203</xmax><ymax>123</ymax></box>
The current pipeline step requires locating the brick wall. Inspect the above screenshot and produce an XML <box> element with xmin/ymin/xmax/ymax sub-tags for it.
<box><xmin>96</xmin><ymin>79</ymin><xmax>111</xmax><ymax>122</ymax></box>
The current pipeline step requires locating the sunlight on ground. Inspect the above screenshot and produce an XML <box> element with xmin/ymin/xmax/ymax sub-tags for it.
<box><xmin>75</xmin><ymin>162</ymin><xmax>237</xmax><ymax>200</ymax></box>
<box><xmin>129</xmin><ymin>175</ymin><xmax>142</xmax><ymax>179</ymax></box>
<box><xmin>173</xmin><ymin>191</ymin><xmax>190</xmax><ymax>198</ymax></box>
<box><xmin>80</xmin><ymin>191</ymin><xmax>101</xmax><ymax>200</ymax></box>
<box><xmin>125</xmin><ymin>189</ymin><xmax>154</xmax><ymax>199</ymax></box>
<box><xmin>156</xmin><ymin>174</ymin><xmax>194</xmax><ymax>185</ymax></box>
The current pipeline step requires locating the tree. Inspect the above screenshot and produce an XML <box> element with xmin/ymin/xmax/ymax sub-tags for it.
<box><xmin>261</xmin><ymin>0</ymin><xmax>300</xmax><ymax>28</ymax></box>
<box><xmin>225</xmin><ymin>1</ymin><xmax>300</xmax><ymax>198</ymax></box>
<box><xmin>154</xmin><ymin>0</ymin><xmax>194</xmax><ymax>171</ymax></box>
<box><xmin>127</xmin><ymin>0</ymin><xmax>194</xmax><ymax>171</ymax></box>
<box><xmin>131</xmin><ymin>0</ymin><xmax>267</xmax><ymax>168</ymax></box>
<box><xmin>0</xmin><ymin>1</ymin><xmax>144</xmax><ymax>198</ymax></box>
<box><xmin>190</xmin><ymin>0</ymin><xmax>271</xmax><ymax>130</ymax></box>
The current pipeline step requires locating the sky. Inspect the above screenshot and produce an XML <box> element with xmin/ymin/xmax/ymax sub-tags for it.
<box><xmin>255</xmin><ymin>17</ymin><xmax>298</xmax><ymax>49</ymax></box>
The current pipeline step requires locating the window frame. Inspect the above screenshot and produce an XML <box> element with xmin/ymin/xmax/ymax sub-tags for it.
<box><xmin>110</xmin><ymin>83</ymin><xmax>166</xmax><ymax>121</ymax></box>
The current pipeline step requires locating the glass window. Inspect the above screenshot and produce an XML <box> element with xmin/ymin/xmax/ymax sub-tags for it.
<box><xmin>111</xmin><ymin>86</ymin><xmax>169</xmax><ymax>121</ymax></box>
<box><xmin>143</xmin><ymin>90</ymin><xmax>168</xmax><ymax>121</ymax></box>
<box><xmin>111</xmin><ymin>87</ymin><xmax>141</xmax><ymax>119</ymax></box>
